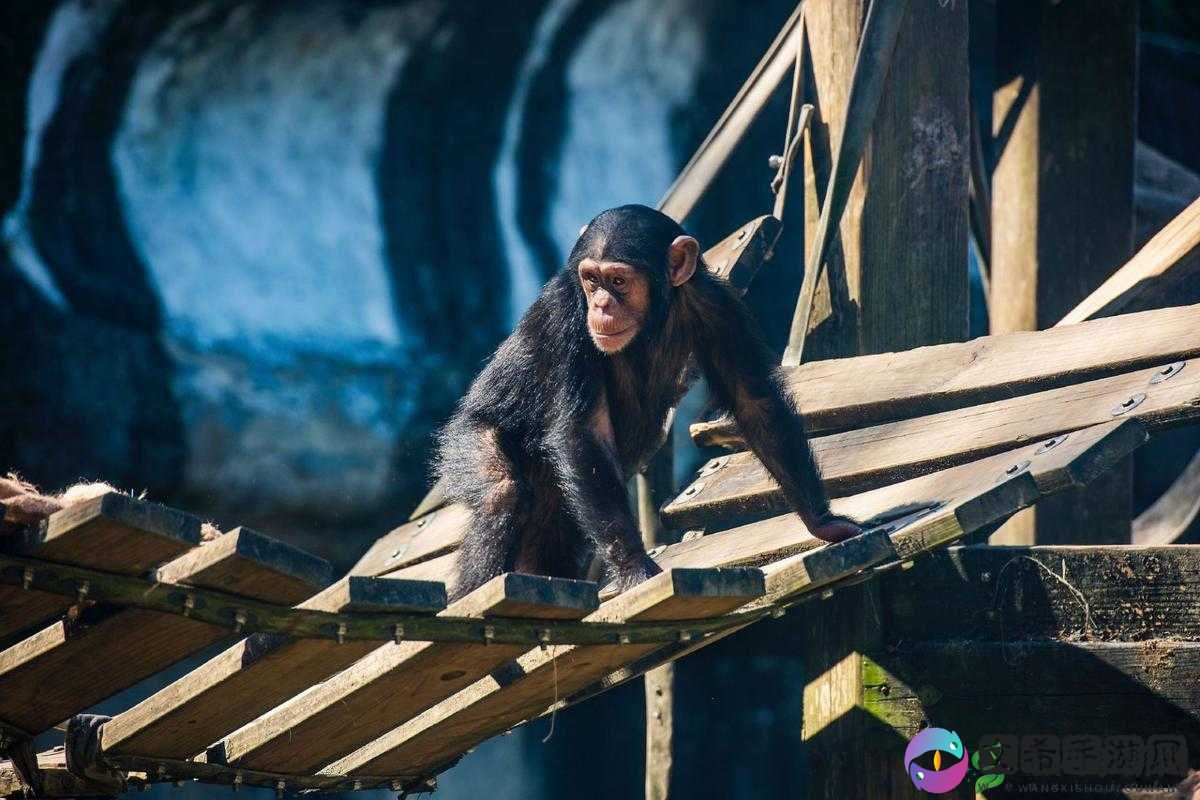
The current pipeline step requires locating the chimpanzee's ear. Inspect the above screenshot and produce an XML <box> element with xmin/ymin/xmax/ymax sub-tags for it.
<box><xmin>667</xmin><ymin>235</ymin><xmax>699</xmax><ymax>287</ymax></box>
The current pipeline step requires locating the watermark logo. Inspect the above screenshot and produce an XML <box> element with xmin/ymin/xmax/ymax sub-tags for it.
<box><xmin>904</xmin><ymin>729</ymin><xmax>1008</xmax><ymax>794</ymax></box>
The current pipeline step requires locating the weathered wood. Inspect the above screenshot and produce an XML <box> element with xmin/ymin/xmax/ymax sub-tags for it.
<box><xmin>385</xmin><ymin>550</ymin><xmax>458</xmax><ymax>586</ymax></box>
<box><xmin>667</xmin><ymin>362</ymin><xmax>1197</xmax><ymax>529</ymax></box>
<box><xmin>0</xmin><ymin>529</ymin><xmax>327</xmax><ymax>736</ymax></box>
<box><xmin>0</xmin><ymin>493</ymin><xmax>201</xmax><ymax>642</ymax></box>
<box><xmin>692</xmin><ymin>303</ymin><xmax>1200</xmax><ymax>446</ymax></box>
<box><xmin>322</xmin><ymin>568</ymin><xmax>765</xmax><ymax>778</ymax></box>
<box><xmin>990</xmin><ymin>0</ymin><xmax>1138</xmax><ymax>546</ymax></box>
<box><xmin>657</xmin><ymin>5</ymin><xmax>803</xmax><ymax>223</ymax></box>
<box><xmin>206</xmin><ymin>574</ymin><xmax>598</xmax><ymax>773</ymax></box>
<box><xmin>99</xmin><ymin>575</ymin><xmax>447</xmax><ymax>760</ymax></box>
<box><xmin>1134</xmin><ymin>448</ymin><xmax>1200</xmax><ymax>545</ymax></box>
<box><xmin>353</xmin><ymin>505</ymin><xmax>471</xmax><ymax>577</ymax></box>
<box><xmin>794</xmin><ymin>0</ymin><xmax>968</xmax><ymax>365</ymax></box>
<box><xmin>885</xmin><ymin>545</ymin><xmax>1200</xmax><ymax>643</ymax></box>
<box><xmin>701</xmin><ymin>216</ymin><xmax>781</xmax><ymax>292</ymax></box>
<box><xmin>1060</xmin><ymin>196</ymin><xmax>1200</xmax><ymax>326</ymax></box>
<box><xmin>154</xmin><ymin>527</ymin><xmax>332</xmax><ymax>602</ymax></box>
<box><xmin>0</xmin><ymin>748</ymin><xmax>123</xmax><ymax>799</ymax></box>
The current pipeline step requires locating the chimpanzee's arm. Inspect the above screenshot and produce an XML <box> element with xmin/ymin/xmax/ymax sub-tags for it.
<box><xmin>546</xmin><ymin>405</ymin><xmax>661</xmax><ymax>589</ymax></box>
<box><xmin>690</xmin><ymin>279</ymin><xmax>861</xmax><ymax>543</ymax></box>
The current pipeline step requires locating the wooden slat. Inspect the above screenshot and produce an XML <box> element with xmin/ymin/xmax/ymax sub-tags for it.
<box><xmin>322</xmin><ymin>567</ymin><xmax>764</xmax><ymax>778</ymax></box>
<box><xmin>1059</xmin><ymin>196</ymin><xmax>1200</xmax><ymax>325</ymax></box>
<box><xmin>384</xmin><ymin>551</ymin><xmax>458</xmax><ymax>585</ymax></box>
<box><xmin>207</xmin><ymin>574</ymin><xmax>598</xmax><ymax>773</ymax></box>
<box><xmin>667</xmin><ymin>361</ymin><xmax>1199</xmax><ymax>528</ymax></box>
<box><xmin>554</xmin><ymin>420</ymin><xmax>1148</xmax><ymax>715</ymax></box>
<box><xmin>0</xmin><ymin>493</ymin><xmax>200</xmax><ymax>642</ymax></box>
<box><xmin>693</xmin><ymin>303</ymin><xmax>1200</xmax><ymax>445</ymax></box>
<box><xmin>0</xmin><ymin>529</ymin><xmax>328</xmax><ymax>736</ymax></box>
<box><xmin>99</xmin><ymin>576</ymin><xmax>446</xmax><ymax>760</ymax></box>
<box><xmin>701</xmin><ymin>216</ymin><xmax>781</xmax><ymax>292</ymax></box>
<box><xmin>353</xmin><ymin>506</ymin><xmax>471</xmax><ymax>577</ymax></box>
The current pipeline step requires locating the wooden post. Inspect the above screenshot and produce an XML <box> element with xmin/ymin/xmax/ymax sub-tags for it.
<box><xmin>798</xmin><ymin>1</ymin><xmax>968</xmax><ymax>797</ymax></box>
<box><xmin>638</xmin><ymin>444</ymin><xmax>675</xmax><ymax>799</ymax></box>
<box><xmin>989</xmin><ymin>0</ymin><xmax>1137</xmax><ymax>545</ymax></box>
<box><xmin>800</xmin><ymin>0</ymin><xmax>969</xmax><ymax>362</ymax></box>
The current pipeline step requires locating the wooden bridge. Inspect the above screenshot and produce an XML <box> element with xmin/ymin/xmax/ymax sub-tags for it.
<box><xmin>4</xmin><ymin>0</ymin><xmax>1200</xmax><ymax>796</ymax></box>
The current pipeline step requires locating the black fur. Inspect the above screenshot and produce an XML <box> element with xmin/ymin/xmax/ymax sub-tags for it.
<box><xmin>435</xmin><ymin>205</ymin><xmax>836</xmax><ymax>598</ymax></box>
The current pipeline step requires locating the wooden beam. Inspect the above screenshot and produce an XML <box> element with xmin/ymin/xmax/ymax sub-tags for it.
<box><xmin>321</xmin><ymin>568</ymin><xmax>764</xmax><ymax>778</ymax></box>
<box><xmin>352</xmin><ymin>505</ymin><xmax>471</xmax><ymax>577</ymax></box>
<box><xmin>206</xmin><ymin>574</ymin><xmax>598</xmax><ymax>774</ymax></box>
<box><xmin>692</xmin><ymin>303</ymin><xmax>1200</xmax><ymax>446</ymax></box>
<box><xmin>795</xmin><ymin>0</ymin><xmax>968</xmax><ymax>364</ymax></box>
<box><xmin>99</xmin><ymin>576</ymin><xmax>445</xmax><ymax>760</ymax></box>
<box><xmin>990</xmin><ymin>0</ymin><xmax>1138</xmax><ymax>546</ymax></box>
<box><xmin>0</xmin><ymin>528</ymin><xmax>328</xmax><ymax>736</ymax></box>
<box><xmin>665</xmin><ymin>361</ymin><xmax>1197</xmax><ymax>529</ymax></box>
<box><xmin>1134</xmin><ymin>448</ymin><xmax>1200</xmax><ymax>545</ymax></box>
<box><xmin>1059</xmin><ymin>196</ymin><xmax>1200</xmax><ymax>326</ymax></box>
<box><xmin>0</xmin><ymin>493</ymin><xmax>201</xmax><ymax>642</ymax></box>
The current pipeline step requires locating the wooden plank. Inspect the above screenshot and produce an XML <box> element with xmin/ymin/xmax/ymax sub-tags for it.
<box><xmin>666</xmin><ymin>362</ymin><xmax>1198</xmax><ymax>529</ymax></box>
<box><xmin>0</xmin><ymin>528</ymin><xmax>328</xmax><ymax>735</ymax></box>
<box><xmin>0</xmin><ymin>747</ymin><xmax>123</xmax><ymax>799</ymax></box>
<box><xmin>99</xmin><ymin>575</ymin><xmax>446</xmax><ymax>760</ymax></box>
<box><xmin>0</xmin><ymin>493</ymin><xmax>201</xmax><ymax>642</ymax></box>
<box><xmin>701</xmin><ymin>216</ymin><xmax>781</xmax><ymax>292</ymax></box>
<box><xmin>1134</xmin><ymin>448</ymin><xmax>1200</xmax><ymax>545</ymax></box>
<box><xmin>384</xmin><ymin>551</ymin><xmax>458</xmax><ymax>586</ymax></box>
<box><xmin>885</xmin><ymin>544</ymin><xmax>1200</xmax><ymax>643</ymax></box>
<box><xmin>207</xmin><ymin>574</ymin><xmax>598</xmax><ymax>773</ymax></box>
<box><xmin>692</xmin><ymin>303</ymin><xmax>1200</xmax><ymax>445</ymax></box>
<box><xmin>1059</xmin><ymin>192</ymin><xmax>1200</xmax><ymax>326</ymax></box>
<box><xmin>322</xmin><ymin>567</ymin><xmax>765</xmax><ymax>778</ymax></box>
<box><xmin>353</xmin><ymin>506</ymin><xmax>471</xmax><ymax>577</ymax></box>
<box><xmin>154</xmin><ymin>527</ymin><xmax>332</xmax><ymax>600</ymax></box>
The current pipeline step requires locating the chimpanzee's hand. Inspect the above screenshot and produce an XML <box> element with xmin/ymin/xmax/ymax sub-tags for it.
<box><xmin>609</xmin><ymin>551</ymin><xmax>663</xmax><ymax>593</ymax></box>
<box><xmin>809</xmin><ymin>513</ymin><xmax>863</xmax><ymax>543</ymax></box>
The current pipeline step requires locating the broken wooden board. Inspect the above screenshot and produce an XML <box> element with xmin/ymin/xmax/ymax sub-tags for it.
<box><xmin>0</xmin><ymin>493</ymin><xmax>200</xmax><ymax>643</ymax></box>
<box><xmin>98</xmin><ymin>576</ymin><xmax>446</xmax><ymax>760</ymax></box>
<box><xmin>207</xmin><ymin>574</ymin><xmax>598</xmax><ymax>774</ymax></box>
<box><xmin>668</xmin><ymin>362</ymin><xmax>1198</xmax><ymax>528</ymax></box>
<box><xmin>0</xmin><ymin>528</ymin><xmax>328</xmax><ymax>736</ymax></box>
<box><xmin>321</xmin><ymin>567</ymin><xmax>764</xmax><ymax>779</ymax></box>
<box><xmin>693</xmin><ymin>303</ymin><xmax>1200</xmax><ymax>445</ymax></box>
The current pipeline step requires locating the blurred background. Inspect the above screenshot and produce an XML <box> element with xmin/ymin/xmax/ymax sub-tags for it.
<box><xmin>2</xmin><ymin>1</ymin><xmax>1199</xmax><ymax>797</ymax></box>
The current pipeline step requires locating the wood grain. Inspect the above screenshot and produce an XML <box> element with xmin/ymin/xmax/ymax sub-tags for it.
<box><xmin>693</xmin><ymin>303</ymin><xmax>1200</xmax><ymax>445</ymax></box>
<box><xmin>666</xmin><ymin>362</ymin><xmax>1198</xmax><ymax>528</ymax></box>
<box><xmin>100</xmin><ymin>575</ymin><xmax>447</xmax><ymax>760</ymax></box>
<box><xmin>322</xmin><ymin>568</ymin><xmax>764</xmax><ymax>778</ymax></box>
<box><xmin>208</xmin><ymin>574</ymin><xmax>598</xmax><ymax>773</ymax></box>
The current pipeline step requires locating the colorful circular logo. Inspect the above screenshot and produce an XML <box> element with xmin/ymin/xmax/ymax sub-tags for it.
<box><xmin>904</xmin><ymin>728</ymin><xmax>969</xmax><ymax>793</ymax></box>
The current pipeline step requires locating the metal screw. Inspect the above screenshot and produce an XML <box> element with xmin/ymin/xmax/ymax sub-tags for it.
<box><xmin>183</xmin><ymin>594</ymin><xmax>196</xmax><ymax>616</ymax></box>
<box><xmin>821</xmin><ymin>589</ymin><xmax>834</xmax><ymax>600</ymax></box>
<box><xmin>1035</xmin><ymin>433</ymin><xmax>1069</xmax><ymax>454</ymax></box>
<box><xmin>981</xmin><ymin>571</ymin><xmax>992</xmax><ymax>583</ymax></box>
<box><xmin>618</xmin><ymin>632</ymin><xmax>631</xmax><ymax>645</ymax></box>
<box><xmin>900</xmin><ymin>560</ymin><xmax>915</xmax><ymax>570</ymax></box>
<box><xmin>76</xmin><ymin>581</ymin><xmax>90</xmax><ymax>603</ymax></box>
<box><xmin>234</xmin><ymin>610</ymin><xmax>247</xmax><ymax>634</ymax></box>
<box><xmin>336</xmin><ymin>623</ymin><xmax>347</xmax><ymax>644</ymax></box>
<box><xmin>678</xmin><ymin>630</ymin><xmax>693</xmax><ymax>643</ymax></box>
<box><xmin>393</xmin><ymin>623</ymin><xmax>405</xmax><ymax>644</ymax></box>
<box><xmin>771</xmin><ymin>606</ymin><xmax>786</xmax><ymax>619</ymax></box>
<box><xmin>768</xmin><ymin>154</ymin><xmax>784</xmax><ymax>170</ymax></box>
<box><xmin>999</xmin><ymin>460</ymin><xmax>1031</xmax><ymax>481</ymax></box>
<box><xmin>276</xmin><ymin>780</ymin><xmax>285</xmax><ymax>799</ymax></box>
<box><xmin>233</xmin><ymin>773</ymin><xmax>243</xmax><ymax>792</ymax></box>
<box><xmin>417</xmin><ymin>517</ymin><xmax>429</xmax><ymax>528</ymax></box>
<box><xmin>483</xmin><ymin>625</ymin><xmax>496</xmax><ymax>645</ymax></box>
<box><xmin>682</xmin><ymin>480</ymin><xmax>705</xmax><ymax>497</ymax></box>
<box><xmin>538</xmin><ymin>629</ymin><xmax>552</xmax><ymax>651</ymax></box>
<box><xmin>21</xmin><ymin>567</ymin><xmax>33</xmax><ymax>590</ymax></box>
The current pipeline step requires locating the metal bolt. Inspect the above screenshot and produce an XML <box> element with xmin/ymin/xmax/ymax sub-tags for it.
<box><xmin>76</xmin><ymin>581</ymin><xmax>90</xmax><ymax>603</ymax></box>
<box><xmin>183</xmin><ymin>594</ymin><xmax>196</xmax><ymax>616</ymax></box>
<box><xmin>618</xmin><ymin>632</ymin><xmax>631</xmax><ymax>645</ymax></box>
<box><xmin>234</xmin><ymin>610</ymin><xmax>247</xmax><ymax>634</ymax></box>
<box><xmin>737</xmin><ymin>227</ymin><xmax>749</xmax><ymax>240</ymax></box>
<box><xmin>352</xmin><ymin>781</ymin><xmax>363</xmax><ymax>791</ymax></box>
<box><xmin>393</xmin><ymin>623</ymin><xmax>405</xmax><ymax>644</ymax></box>
<box><xmin>1035</xmin><ymin>433</ymin><xmax>1069</xmax><ymax>455</ymax></box>
<box><xmin>821</xmin><ymin>589</ymin><xmax>835</xmax><ymax>600</ymax></box>
<box><xmin>276</xmin><ymin>780</ymin><xmax>285</xmax><ymax>799</ymax></box>
<box><xmin>981</xmin><ymin>571</ymin><xmax>992</xmax><ymax>583</ymax></box>
<box><xmin>682</xmin><ymin>480</ymin><xmax>706</xmax><ymax>497</ymax></box>
<box><xmin>900</xmin><ymin>560</ymin><xmax>915</xmax><ymax>570</ymax></box>
<box><xmin>768</xmin><ymin>154</ymin><xmax>784</xmax><ymax>170</ymax></box>
<box><xmin>678</xmin><ymin>630</ymin><xmax>693</xmax><ymax>643</ymax></box>
<box><xmin>1111</xmin><ymin>392</ymin><xmax>1146</xmax><ymax>416</ymax></box>
<box><xmin>538</xmin><ymin>629</ymin><xmax>552</xmax><ymax>651</ymax></box>
<box><xmin>233</xmin><ymin>773</ymin><xmax>243</xmax><ymax>792</ymax></box>
<box><xmin>21</xmin><ymin>567</ymin><xmax>33</xmax><ymax>590</ymax></box>
<box><xmin>336</xmin><ymin>623</ymin><xmax>347</xmax><ymax>644</ymax></box>
<box><xmin>999</xmin><ymin>460</ymin><xmax>1031</xmax><ymax>481</ymax></box>
<box><xmin>417</xmin><ymin>517</ymin><xmax>429</xmax><ymax>528</ymax></box>
<box><xmin>1150</xmin><ymin>361</ymin><xmax>1186</xmax><ymax>385</ymax></box>
<box><xmin>483</xmin><ymin>625</ymin><xmax>496</xmax><ymax>645</ymax></box>
<box><xmin>771</xmin><ymin>606</ymin><xmax>786</xmax><ymax>619</ymax></box>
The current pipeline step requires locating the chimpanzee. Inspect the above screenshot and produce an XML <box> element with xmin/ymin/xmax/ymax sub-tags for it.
<box><xmin>435</xmin><ymin>205</ymin><xmax>862</xmax><ymax>598</ymax></box>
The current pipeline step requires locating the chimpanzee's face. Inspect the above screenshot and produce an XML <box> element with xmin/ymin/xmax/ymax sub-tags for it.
<box><xmin>578</xmin><ymin>258</ymin><xmax>652</xmax><ymax>354</ymax></box>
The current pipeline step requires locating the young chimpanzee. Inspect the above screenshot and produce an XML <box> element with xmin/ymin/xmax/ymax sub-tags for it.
<box><xmin>435</xmin><ymin>205</ymin><xmax>862</xmax><ymax>598</ymax></box>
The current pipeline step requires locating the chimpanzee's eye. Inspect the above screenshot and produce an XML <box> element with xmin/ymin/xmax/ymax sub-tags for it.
<box><xmin>612</xmin><ymin>276</ymin><xmax>626</xmax><ymax>288</ymax></box>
